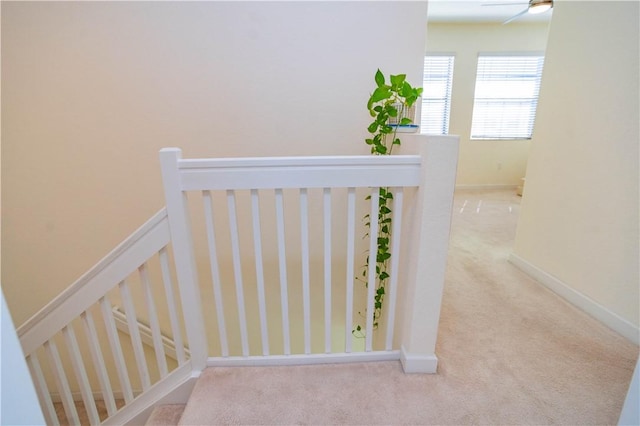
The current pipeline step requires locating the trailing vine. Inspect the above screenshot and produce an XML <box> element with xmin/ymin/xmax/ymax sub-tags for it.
<box><xmin>354</xmin><ymin>69</ymin><xmax>422</xmax><ymax>337</ymax></box>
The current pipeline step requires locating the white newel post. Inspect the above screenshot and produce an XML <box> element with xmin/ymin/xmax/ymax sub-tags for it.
<box><xmin>159</xmin><ymin>148</ymin><xmax>208</xmax><ymax>370</ymax></box>
<box><xmin>398</xmin><ymin>135</ymin><xmax>459</xmax><ymax>373</ymax></box>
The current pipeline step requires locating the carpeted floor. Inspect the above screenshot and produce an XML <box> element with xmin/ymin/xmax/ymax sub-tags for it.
<box><xmin>177</xmin><ymin>189</ymin><xmax>638</xmax><ymax>425</ymax></box>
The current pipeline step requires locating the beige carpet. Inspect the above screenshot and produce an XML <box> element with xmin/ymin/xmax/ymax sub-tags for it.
<box><xmin>177</xmin><ymin>189</ymin><xmax>638</xmax><ymax>425</ymax></box>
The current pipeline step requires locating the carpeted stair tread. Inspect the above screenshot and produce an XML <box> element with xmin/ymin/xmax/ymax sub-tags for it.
<box><xmin>145</xmin><ymin>404</ymin><xmax>185</xmax><ymax>426</ymax></box>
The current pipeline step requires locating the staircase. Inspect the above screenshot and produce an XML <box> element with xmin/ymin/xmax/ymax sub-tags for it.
<box><xmin>145</xmin><ymin>404</ymin><xmax>184</xmax><ymax>425</ymax></box>
<box><xmin>16</xmin><ymin>135</ymin><xmax>459</xmax><ymax>425</ymax></box>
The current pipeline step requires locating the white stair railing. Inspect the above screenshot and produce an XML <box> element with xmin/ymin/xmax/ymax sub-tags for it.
<box><xmin>158</xmin><ymin>134</ymin><xmax>459</xmax><ymax>370</ymax></box>
<box><xmin>16</xmin><ymin>134</ymin><xmax>458</xmax><ymax>424</ymax></box>
<box><xmin>17</xmin><ymin>209</ymin><xmax>195</xmax><ymax>425</ymax></box>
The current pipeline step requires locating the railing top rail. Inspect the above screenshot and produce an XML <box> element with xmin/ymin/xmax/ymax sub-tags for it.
<box><xmin>18</xmin><ymin>208</ymin><xmax>170</xmax><ymax>354</ymax></box>
<box><xmin>176</xmin><ymin>154</ymin><xmax>421</xmax><ymax>170</ymax></box>
<box><xmin>160</xmin><ymin>149</ymin><xmax>423</xmax><ymax>191</ymax></box>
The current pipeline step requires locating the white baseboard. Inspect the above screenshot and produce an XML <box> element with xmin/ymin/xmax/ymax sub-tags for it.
<box><xmin>455</xmin><ymin>184</ymin><xmax>518</xmax><ymax>191</ymax></box>
<box><xmin>50</xmin><ymin>389</ymin><xmax>141</xmax><ymax>404</ymax></box>
<box><xmin>112</xmin><ymin>306</ymin><xmax>190</xmax><ymax>361</ymax></box>
<box><xmin>400</xmin><ymin>346</ymin><xmax>438</xmax><ymax>373</ymax></box>
<box><xmin>509</xmin><ymin>253</ymin><xmax>639</xmax><ymax>345</ymax></box>
<box><xmin>206</xmin><ymin>351</ymin><xmax>401</xmax><ymax>368</ymax></box>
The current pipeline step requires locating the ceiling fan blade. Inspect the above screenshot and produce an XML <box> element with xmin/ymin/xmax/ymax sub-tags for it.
<box><xmin>502</xmin><ymin>8</ymin><xmax>529</xmax><ymax>24</ymax></box>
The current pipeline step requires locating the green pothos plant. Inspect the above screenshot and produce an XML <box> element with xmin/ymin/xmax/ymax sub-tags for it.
<box><xmin>354</xmin><ymin>69</ymin><xmax>423</xmax><ymax>337</ymax></box>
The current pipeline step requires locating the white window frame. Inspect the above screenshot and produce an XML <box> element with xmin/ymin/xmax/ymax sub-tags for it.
<box><xmin>420</xmin><ymin>54</ymin><xmax>455</xmax><ymax>135</ymax></box>
<box><xmin>470</xmin><ymin>53</ymin><xmax>545</xmax><ymax>140</ymax></box>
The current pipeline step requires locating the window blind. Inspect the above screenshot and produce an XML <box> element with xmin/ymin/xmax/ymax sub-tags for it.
<box><xmin>421</xmin><ymin>55</ymin><xmax>455</xmax><ymax>135</ymax></box>
<box><xmin>470</xmin><ymin>55</ymin><xmax>545</xmax><ymax>140</ymax></box>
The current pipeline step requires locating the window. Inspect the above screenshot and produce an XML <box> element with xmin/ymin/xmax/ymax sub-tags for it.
<box><xmin>470</xmin><ymin>55</ymin><xmax>545</xmax><ymax>140</ymax></box>
<box><xmin>421</xmin><ymin>55</ymin><xmax>455</xmax><ymax>135</ymax></box>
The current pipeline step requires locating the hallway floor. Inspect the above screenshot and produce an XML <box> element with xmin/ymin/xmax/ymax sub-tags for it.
<box><xmin>171</xmin><ymin>189</ymin><xmax>638</xmax><ymax>425</ymax></box>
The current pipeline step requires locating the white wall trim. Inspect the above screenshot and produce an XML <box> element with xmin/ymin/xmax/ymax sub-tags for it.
<box><xmin>207</xmin><ymin>351</ymin><xmax>401</xmax><ymax>368</ymax></box>
<box><xmin>112</xmin><ymin>306</ymin><xmax>190</xmax><ymax>361</ymax></box>
<box><xmin>509</xmin><ymin>253</ymin><xmax>639</xmax><ymax>345</ymax></box>
<box><xmin>400</xmin><ymin>346</ymin><xmax>438</xmax><ymax>373</ymax></box>
<box><xmin>455</xmin><ymin>184</ymin><xmax>518</xmax><ymax>191</ymax></box>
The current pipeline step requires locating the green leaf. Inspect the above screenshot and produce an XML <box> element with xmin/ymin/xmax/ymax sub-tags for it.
<box><xmin>375</xmin><ymin>144</ymin><xmax>387</xmax><ymax>154</ymax></box>
<box><xmin>375</xmin><ymin>69</ymin><xmax>385</xmax><ymax>87</ymax></box>
<box><xmin>377</xmin><ymin>252</ymin><xmax>391</xmax><ymax>262</ymax></box>
<box><xmin>400</xmin><ymin>117</ymin><xmax>412</xmax><ymax>125</ymax></box>
<box><xmin>405</xmin><ymin>95</ymin><xmax>418</xmax><ymax>106</ymax></box>
<box><xmin>390</xmin><ymin>74</ymin><xmax>406</xmax><ymax>88</ymax></box>
<box><xmin>392</xmin><ymin>138</ymin><xmax>401</xmax><ymax>146</ymax></box>
<box><xmin>367</xmin><ymin>122</ymin><xmax>378</xmax><ymax>133</ymax></box>
<box><xmin>370</xmin><ymin>87</ymin><xmax>392</xmax><ymax>103</ymax></box>
<box><xmin>376</xmin><ymin>114</ymin><xmax>389</xmax><ymax>125</ymax></box>
<box><xmin>387</xmin><ymin>106</ymin><xmax>398</xmax><ymax>117</ymax></box>
<box><xmin>365</xmin><ymin>138</ymin><xmax>374</xmax><ymax>145</ymax></box>
<box><xmin>401</xmin><ymin>81</ymin><xmax>413</xmax><ymax>98</ymax></box>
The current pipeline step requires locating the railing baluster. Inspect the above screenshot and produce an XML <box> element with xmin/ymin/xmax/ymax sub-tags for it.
<box><xmin>26</xmin><ymin>354</ymin><xmax>59</xmax><ymax>426</ymax></box>
<box><xmin>80</xmin><ymin>310</ymin><xmax>117</xmax><ymax>416</ymax></box>
<box><xmin>119</xmin><ymin>279</ymin><xmax>151</xmax><ymax>390</ymax></box>
<box><xmin>99</xmin><ymin>296</ymin><xmax>134</xmax><ymax>403</ymax></box>
<box><xmin>43</xmin><ymin>339</ymin><xmax>80</xmax><ymax>425</ymax></box>
<box><xmin>323</xmin><ymin>187</ymin><xmax>332</xmax><ymax>353</ymax></box>
<box><xmin>202</xmin><ymin>190</ymin><xmax>229</xmax><ymax>357</ymax></box>
<box><xmin>251</xmin><ymin>189</ymin><xmax>270</xmax><ymax>355</ymax></box>
<box><xmin>345</xmin><ymin>187</ymin><xmax>356</xmax><ymax>353</ymax></box>
<box><xmin>299</xmin><ymin>188</ymin><xmax>311</xmax><ymax>354</ymax></box>
<box><xmin>385</xmin><ymin>188</ymin><xmax>403</xmax><ymax>350</ymax></box>
<box><xmin>227</xmin><ymin>189</ymin><xmax>250</xmax><ymax>356</ymax></box>
<box><xmin>275</xmin><ymin>188</ymin><xmax>290</xmax><ymax>355</ymax></box>
<box><xmin>158</xmin><ymin>247</ymin><xmax>187</xmax><ymax>364</ymax></box>
<box><xmin>139</xmin><ymin>263</ymin><xmax>169</xmax><ymax>378</ymax></box>
<box><xmin>365</xmin><ymin>187</ymin><xmax>380</xmax><ymax>352</ymax></box>
<box><xmin>62</xmin><ymin>325</ymin><xmax>100</xmax><ymax>425</ymax></box>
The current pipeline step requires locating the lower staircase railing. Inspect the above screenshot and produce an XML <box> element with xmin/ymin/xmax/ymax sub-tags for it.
<box><xmin>16</xmin><ymin>208</ymin><xmax>196</xmax><ymax>425</ymax></box>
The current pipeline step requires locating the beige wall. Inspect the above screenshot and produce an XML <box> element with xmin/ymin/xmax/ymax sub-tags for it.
<box><xmin>513</xmin><ymin>1</ymin><xmax>639</xmax><ymax>328</ymax></box>
<box><xmin>1</xmin><ymin>1</ymin><xmax>428</xmax><ymax>326</ymax></box>
<box><xmin>426</xmin><ymin>22</ymin><xmax>549</xmax><ymax>186</ymax></box>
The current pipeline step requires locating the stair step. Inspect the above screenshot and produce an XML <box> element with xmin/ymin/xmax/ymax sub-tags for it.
<box><xmin>145</xmin><ymin>404</ymin><xmax>185</xmax><ymax>426</ymax></box>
